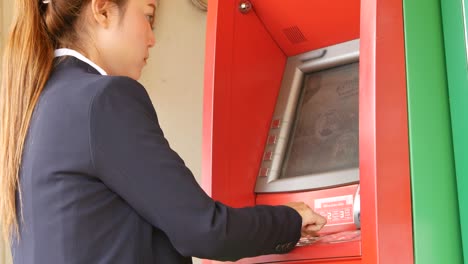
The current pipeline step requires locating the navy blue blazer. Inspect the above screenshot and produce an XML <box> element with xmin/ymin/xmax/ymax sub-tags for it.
<box><xmin>12</xmin><ymin>57</ymin><xmax>302</xmax><ymax>263</ymax></box>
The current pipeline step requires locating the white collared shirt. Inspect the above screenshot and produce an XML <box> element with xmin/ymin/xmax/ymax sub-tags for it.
<box><xmin>54</xmin><ymin>48</ymin><xmax>108</xmax><ymax>76</ymax></box>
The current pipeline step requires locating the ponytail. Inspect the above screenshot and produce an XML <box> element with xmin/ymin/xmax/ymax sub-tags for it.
<box><xmin>0</xmin><ymin>0</ymin><xmax>54</xmax><ymax>244</ymax></box>
<box><xmin>0</xmin><ymin>0</ymin><xmax>129</xmax><ymax>246</ymax></box>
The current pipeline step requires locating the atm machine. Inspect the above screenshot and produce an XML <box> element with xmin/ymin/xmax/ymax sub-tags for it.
<box><xmin>201</xmin><ymin>0</ymin><xmax>413</xmax><ymax>263</ymax></box>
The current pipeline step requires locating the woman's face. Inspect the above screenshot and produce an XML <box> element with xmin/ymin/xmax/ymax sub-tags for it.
<box><xmin>95</xmin><ymin>0</ymin><xmax>156</xmax><ymax>80</ymax></box>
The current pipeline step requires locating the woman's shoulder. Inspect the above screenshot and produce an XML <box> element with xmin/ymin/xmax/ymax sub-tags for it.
<box><xmin>90</xmin><ymin>75</ymin><xmax>153</xmax><ymax>114</ymax></box>
<box><xmin>46</xmin><ymin>58</ymin><xmax>150</xmax><ymax>106</ymax></box>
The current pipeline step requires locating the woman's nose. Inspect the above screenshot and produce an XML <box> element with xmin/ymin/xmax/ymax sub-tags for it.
<box><xmin>148</xmin><ymin>32</ymin><xmax>156</xmax><ymax>48</ymax></box>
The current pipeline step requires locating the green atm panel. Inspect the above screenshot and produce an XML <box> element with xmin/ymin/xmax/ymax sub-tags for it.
<box><xmin>442</xmin><ymin>0</ymin><xmax>468</xmax><ymax>262</ymax></box>
<box><xmin>404</xmin><ymin>0</ymin><xmax>463</xmax><ymax>263</ymax></box>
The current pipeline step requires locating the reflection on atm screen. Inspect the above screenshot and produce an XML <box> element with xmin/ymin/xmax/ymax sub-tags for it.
<box><xmin>282</xmin><ymin>62</ymin><xmax>359</xmax><ymax>179</ymax></box>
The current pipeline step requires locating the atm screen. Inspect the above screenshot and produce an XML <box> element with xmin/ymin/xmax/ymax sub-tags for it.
<box><xmin>281</xmin><ymin>62</ymin><xmax>359</xmax><ymax>179</ymax></box>
<box><xmin>255</xmin><ymin>39</ymin><xmax>360</xmax><ymax>193</ymax></box>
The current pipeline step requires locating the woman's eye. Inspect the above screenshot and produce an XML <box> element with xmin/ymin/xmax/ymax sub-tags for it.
<box><xmin>146</xmin><ymin>15</ymin><xmax>155</xmax><ymax>29</ymax></box>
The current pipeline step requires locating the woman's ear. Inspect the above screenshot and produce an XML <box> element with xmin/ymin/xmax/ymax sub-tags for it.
<box><xmin>90</xmin><ymin>0</ymin><xmax>119</xmax><ymax>28</ymax></box>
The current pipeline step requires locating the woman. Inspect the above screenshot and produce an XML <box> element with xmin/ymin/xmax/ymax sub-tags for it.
<box><xmin>0</xmin><ymin>0</ymin><xmax>326</xmax><ymax>263</ymax></box>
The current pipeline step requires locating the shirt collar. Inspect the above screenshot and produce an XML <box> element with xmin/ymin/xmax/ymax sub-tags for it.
<box><xmin>54</xmin><ymin>48</ymin><xmax>108</xmax><ymax>76</ymax></box>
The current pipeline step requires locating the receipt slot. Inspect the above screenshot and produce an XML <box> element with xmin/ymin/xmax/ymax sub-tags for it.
<box><xmin>202</xmin><ymin>0</ymin><xmax>413</xmax><ymax>263</ymax></box>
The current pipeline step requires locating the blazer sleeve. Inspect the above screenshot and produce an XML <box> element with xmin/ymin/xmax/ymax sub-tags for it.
<box><xmin>89</xmin><ymin>76</ymin><xmax>302</xmax><ymax>261</ymax></box>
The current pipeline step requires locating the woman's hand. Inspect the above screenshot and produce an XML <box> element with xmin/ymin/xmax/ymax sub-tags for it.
<box><xmin>285</xmin><ymin>202</ymin><xmax>327</xmax><ymax>237</ymax></box>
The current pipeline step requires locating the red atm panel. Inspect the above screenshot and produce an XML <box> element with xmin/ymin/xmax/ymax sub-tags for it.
<box><xmin>251</xmin><ymin>0</ymin><xmax>360</xmax><ymax>56</ymax></box>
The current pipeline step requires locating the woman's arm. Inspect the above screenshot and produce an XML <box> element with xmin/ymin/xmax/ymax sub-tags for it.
<box><xmin>89</xmin><ymin>76</ymin><xmax>302</xmax><ymax>261</ymax></box>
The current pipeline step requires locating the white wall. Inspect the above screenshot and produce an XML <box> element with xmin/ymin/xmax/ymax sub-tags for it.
<box><xmin>0</xmin><ymin>0</ymin><xmax>207</xmax><ymax>263</ymax></box>
<box><xmin>141</xmin><ymin>0</ymin><xmax>206</xmax><ymax>187</ymax></box>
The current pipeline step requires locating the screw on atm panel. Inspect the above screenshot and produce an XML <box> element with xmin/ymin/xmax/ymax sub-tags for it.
<box><xmin>239</xmin><ymin>1</ymin><xmax>252</xmax><ymax>14</ymax></box>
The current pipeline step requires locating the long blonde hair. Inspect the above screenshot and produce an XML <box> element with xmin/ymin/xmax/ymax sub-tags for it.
<box><xmin>0</xmin><ymin>0</ymin><xmax>127</xmax><ymax>246</ymax></box>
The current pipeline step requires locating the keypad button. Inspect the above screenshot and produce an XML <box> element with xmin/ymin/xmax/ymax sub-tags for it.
<box><xmin>267</xmin><ymin>135</ymin><xmax>277</xmax><ymax>145</ymax></box>
<box><xmin>259</xmin><ymin>167</ymin><xmax>270</xmax><ymax>177</ymax></box>
<box><xmin>271</xmin><ymin>119</ymin><xmax>281</xmax><ymax>129</ymax></box>
<box><xmin>263</xmin><ymin>151</ymin><xmax>273</xmax><ymax>161</ymax></box>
